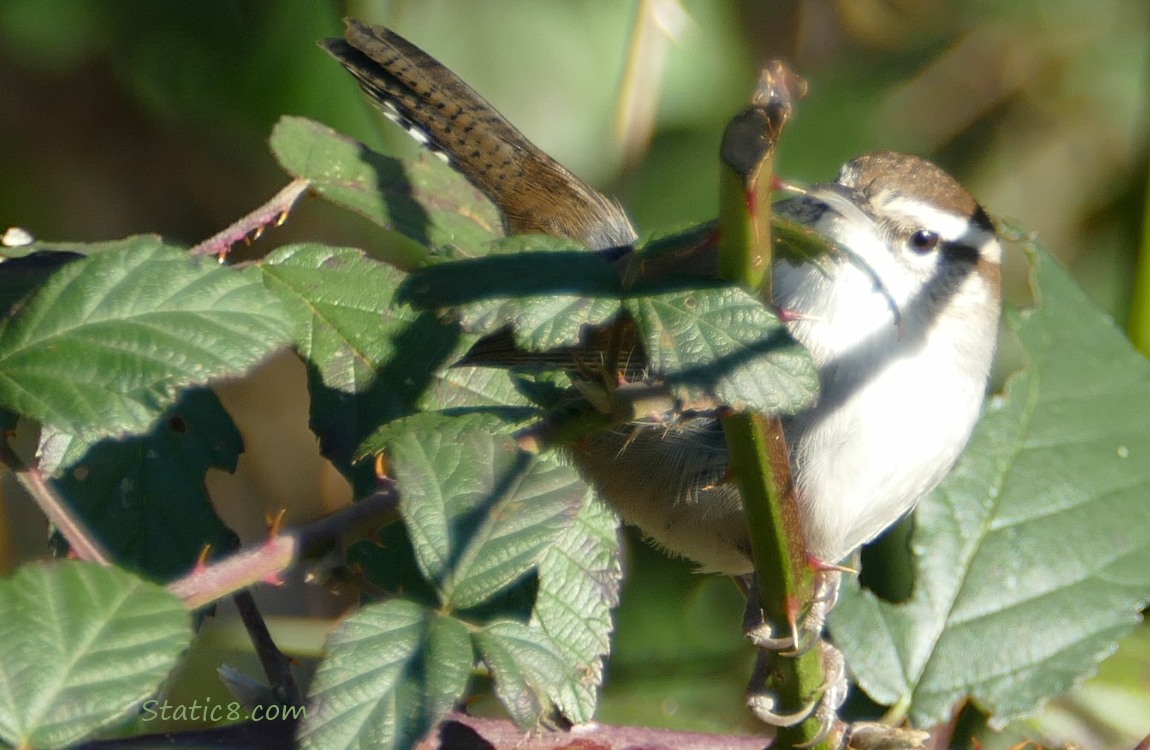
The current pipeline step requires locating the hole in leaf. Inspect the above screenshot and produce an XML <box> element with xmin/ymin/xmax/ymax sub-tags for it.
<box><xmin>857</xmin><ymin>515</ymin><xmax>915</xmax><ymax>604</ymax></box>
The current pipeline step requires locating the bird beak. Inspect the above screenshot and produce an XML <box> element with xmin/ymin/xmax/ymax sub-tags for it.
<box><xmin>795</xmin><ymin>184</ymin><xmax>903</xmax><ymax>330</ymax></box>
<box><xmin>805</xmin><ymin>184</ymin><xmax>875</xmax><ymax>231</ymax></box>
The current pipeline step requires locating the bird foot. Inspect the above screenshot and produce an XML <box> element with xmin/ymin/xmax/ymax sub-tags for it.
<box><xmin>746</xmin><ymin>639</ymin><xmax>849</xmax><ymax>746</ymax></box>
<box><xmin>743</xmin><ymin>569</ymin><xmax>843</xmax><ymax>655</ymax></box>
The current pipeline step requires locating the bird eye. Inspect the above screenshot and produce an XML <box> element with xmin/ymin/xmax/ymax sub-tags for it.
<box><xmin>909</xmin><ymin>229</ymin><xmax>940</xmax><ymax>253</ymax></box>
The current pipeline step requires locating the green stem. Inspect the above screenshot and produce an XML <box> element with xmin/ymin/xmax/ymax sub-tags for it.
<box><xmin>716</xmin><ymin>65</ymin><xmax>831</xmax><ymax>750</ymax></box>
<box><xmin>717</xmin><ymin>155</ymin><xmax>769</xmax><ymax>292</ymax></box>
<box><xmin>722</xmin><ymin>413</ymin><xmax>826</xmax><ymax>749</ymax></box>
<box><xmin>1125</xmin><ymin>156</ymin><xmax>1150</xmax><ymax>354</ymax></box>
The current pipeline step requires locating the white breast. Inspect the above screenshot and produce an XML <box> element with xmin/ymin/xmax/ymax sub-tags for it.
<box><xmin>774</xmin><ymin>249</ymin><xmax>996</xmax><ymax>562</ymax></box>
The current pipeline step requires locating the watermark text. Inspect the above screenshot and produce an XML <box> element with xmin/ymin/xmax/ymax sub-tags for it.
<box><xmin>141</xmin><ymin>698</ymin><xmax>305</xmax><ymax>723</ymax></box>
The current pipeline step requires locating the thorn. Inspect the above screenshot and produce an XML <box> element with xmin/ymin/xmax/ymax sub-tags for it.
<box><xmin>374</xmin><ymin>453</ymin><xmax>390</xmax><ymax>480</ymax></box>
<box><xmin>777</xmin><ymin>307</ymin><xmax>822</xmax><ymax>323</ymax></box>
<box><xmin>700</xmin><ymin>463</ymin><xmax>736</xmax><ymax>491</ymax></box>
<box><xmin>267</xmin><ymin>508</ymin><xmax>287</xmax><ymax>538</ymax></box>
<box><xmin>779</xmin><ymin>605</ymin><xmax>817</xmax><ymax>657</ymax></box>
<box><xmin>195</xmin><ymin>545</ymin><xmax>213</xmax><ymax>571</ymax></box>
<box><xmin>787</xmin><ymin>606</ymin><xmax>801</xmax><ymax>653</ymax></box>
<box><xmin>807</xmin><ymin>555</ymin><xmax>856</xmax><ymax>574</ymax></box>
<box><xmin>274</xmin><ymin>210</ymin><xmax>290</xmax><ymax>227</ymax></box>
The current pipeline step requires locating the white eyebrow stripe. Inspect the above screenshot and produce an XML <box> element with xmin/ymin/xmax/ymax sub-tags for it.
<box><xmin>882</xmin><ymin>197</ymin><xmax>970</xmax><ymax>240</ymax></box>
<box><xmin>882</xmin><ymin>196</ymin><xmax>1001</xmax><ymax>263</ymax></box>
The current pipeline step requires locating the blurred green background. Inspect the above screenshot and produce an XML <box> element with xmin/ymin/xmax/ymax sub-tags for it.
<box><xmin>1</xmin><ymin>1</ymin><xmax>1147</xmax><ymax>747</ymax></box>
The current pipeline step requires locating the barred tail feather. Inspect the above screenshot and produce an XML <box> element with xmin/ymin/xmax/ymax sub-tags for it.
<box><xmin>322</xmin><ymin>20</ymin><xmax>637</xmax><ymax>250</ymax></box>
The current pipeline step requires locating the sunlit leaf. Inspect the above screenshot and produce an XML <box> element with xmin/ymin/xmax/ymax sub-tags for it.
<box><xmin>371</xmin><ymin>413</ymin><xmax>582</xmax><ymax>609</ymax></box>
<box><xmin>0</xmin><ymin>239</ymin><xmax>291</xmax><ymax>438</ymax></box>
<box><xmin>473</xmin><ymin>620</ymin><xmax>570</xmax><ymax>728</ymax></box>
<box><xmin>531</xmin><ymin>492</ymin><xmax>621</xmax><ymax>722</ymax></box>
<box><xmin>260</xmin><ymin>243</ymin><xmax>466</xmax><ymax>492</ymax></box>
<box><xmin>624</xmin><ymin>285</ymin><xmax>817</xmax><ymax>413</ymax></box>
<box><xmin>270</xmin><ymin>116</ymin><xmax>500</xmax><ymax>256</ymax></box>
<box><xmin>0</xmin><ymin>562</ymin><xmax>190</xmax><ymax>750</ymax></box>
<box><xmin>400</xmin><ymin>235</ymin><xmax>622</xmax><ymax>351</ymax></box>
<box><xmin>299</xmin><ymin>601</ymin><xmax>472</xmax><ymax>750</ymax></box>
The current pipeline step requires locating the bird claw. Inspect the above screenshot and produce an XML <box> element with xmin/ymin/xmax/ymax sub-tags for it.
<box><xmin>744</xmin><ymin>617</ymin><xmax>805</xmax><ymax>652</ymax></box>
<box><xmin>746</xmin><ymin>692</ymin><xmax>819</xmax><ymax>728</ymax></box>
<box><xmin>747</xmin><ymin>629</ymin><xmax>800</xmax><ymax>651</ymax></box>
<box><xmin>743</xmin><ymin>569</ymin><xmax>843</xmax><ymax>655</ymax></box>
<box><xmin>744</xmin><ymin>565</ymin><xmax>849</xmax><ymax>746</ymax></box>
<box><xmin>745</xmin><ymin>640</ymin><xmax>848</xmax><ymax>745</ymax></box>
<box><xmin>746</xmin><ymin>641</ymin><xmax>849</xmax><ymax>745</ymax></box>
<box><xmin>806</xmin><ymin>568</ymin><xmax>844</xmax><ymax>628</ymax></box>
<box><xmin>741</xmin><ymin>568</ymin><xmax>927</xmax><ymax>749</ymax></box>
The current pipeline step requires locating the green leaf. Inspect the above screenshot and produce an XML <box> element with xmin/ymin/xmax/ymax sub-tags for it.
<box><xmin>299</xmin><ymin>601</ymin><xmax>472</xmax><ymax>750</ymax></box>
<box><xmin>260</xmin><ymin>244</ymin><xmax>467</xmax><ymax>493</ymax></box>
<box><xmin>0</xmin><ymin>239</ymin><xmax>292</xmax><ymax>438</ymax></box>
<box><xmin>378</xmin><ymin>413</ymin><xmax>584</xmax><ymax>609</ymax></box>
<box><xmin>355</xmin><ymin>402</ymin><xmax>534</xmax><ymax>465</ymax></box>
<box><xmin>378</xmin><ymin>382</ymin><xmax>617</xmax><ymax>706</ymax></box>
<box><xmin>418</xmin><ymin>365</ymin><xmax>540</xmax><ymax>420</ymax></box>
<box><xmin>831</xmin><ymin>244</ymin><xmax>1150</xmax><ymax>727</ymax></box>
<box><xmin>531</xmin><ymin>491</ymin><xmax>622</xmax><ymax>723</ymax></box>
<box><xmin>473</xmin><ymin>620</ymin><xmax>571</xmax><ymax>728</ymax></box>
<box><xmin>444</xmin><ymin>451</ymin><xmax>584</xmax><ymax>610</ymax></box>
<box><xmin>0</xmin><ymin>561</ymin><xmax>191</xmax><ymax>750</ymax></box>
<box><xmin>399</xmin><ymin>235</ymin><xmax>623</xmax><ymax>351</ymax></box>
<box><xmin>270</xmin><ymin>116</ymin><xmax>501</xmax><ymax>255</ymax></box>
<box><xmin>38</xmin><ymin>389</ymin><xmax>241</xmax><ymax>580</ymax></box>
<box><xmin>624</xmin><ymin>285</ymin><xmax>817</xmax><ymax>413</ymax></box>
